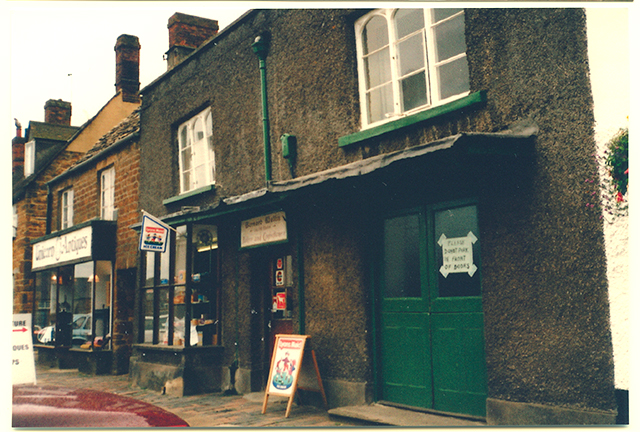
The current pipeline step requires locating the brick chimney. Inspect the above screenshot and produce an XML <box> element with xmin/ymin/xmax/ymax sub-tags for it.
<box><xmin>44</xmin><ymin>99</ymin><xmax>72</xmax><ymax>125</ymax></box>
<box><xmin>12</xmin><ymin>119</ymin><xmax>26</xmax><ymax>175</ymax></box>
<box><xmin>115</xmin><ymin>34</ymin><xmax>141</xmax><ymax>103</ymax></box>
<box><xmin>166</xmin><ymin>13</ymin><xmax>219</xmax><ymax>70</ymax></box>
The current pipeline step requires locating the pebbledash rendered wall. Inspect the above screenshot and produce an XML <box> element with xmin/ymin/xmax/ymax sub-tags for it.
<box><xmin>136</xmin><ymin>9</ymin><xmax>616</xmax><ymax>424</ymax></box>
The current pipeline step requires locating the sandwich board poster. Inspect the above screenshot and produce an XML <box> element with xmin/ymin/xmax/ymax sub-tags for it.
<box><xmin>263</xmin><ymin>334</ymin><xmax>313</xmax><ymax>417</ymax></box>
<box><xmin>268</xmin><ymin>335</ymin><xmax>307</xmax><ymax>396</ymax></box>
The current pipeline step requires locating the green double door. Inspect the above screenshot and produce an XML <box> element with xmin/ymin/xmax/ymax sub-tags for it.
<box><xmin>378</xmin><ymin>202</ymin><xmax>487</xmax><ymax>418</ymax></box>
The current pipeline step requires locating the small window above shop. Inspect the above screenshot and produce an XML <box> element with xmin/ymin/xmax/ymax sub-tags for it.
<box><xmin>61</xmin><ymin>189</ymin><xmax>74</xmax><ymax>230</ymax></box>
<box><xmin>177</xmin><ymin>108</ymin><xmax>215</xmax><ymax>194</ymax></box>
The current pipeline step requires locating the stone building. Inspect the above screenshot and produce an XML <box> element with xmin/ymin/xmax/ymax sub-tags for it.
<box><xmin>33</xmin><ymin>108</ymin><xmax>140</xmax><ymax>374</ymax></box>
<box><xmin>130</xmin><ymin>9</ymin><xmax>616</xmax><ymax>425</ymax></box>
<box><xmin>13</xmin><ymin>34</ymin><xmax>141</xmax><ymax>372</ymax></box>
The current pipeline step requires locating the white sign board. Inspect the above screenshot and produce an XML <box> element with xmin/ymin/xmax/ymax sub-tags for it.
<box><xmin>32</xmin><ymin>225</ymin><xmax>92</xmax><ymax>270</ymax></box>
<box><xmin>241</xmin><ymin>211</ymin><xmax>287</xmax><ymax>248</ymax></box>
<box><xmin>12</xmin><ymin>314</ymin><xmax>36</xmax><ymax>385</ymax></box>
<box><xmin>438</xmin><ymin>231</ymin><xmax>478</xmax><ymax>277</ymax></box>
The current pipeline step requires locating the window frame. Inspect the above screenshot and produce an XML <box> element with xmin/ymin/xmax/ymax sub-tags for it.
<box><xmin>177</xmin><ymin>107</ymin><xmax>215</xmax><ymax>195</ymax></box>
<box><xmin>355</xmin><ymin>8</ymin><xmax>470</xmax><ymax>129</ymax></box>
<box><xmin>100</xmin><ymin>166</ymin><xmax>116</xmax><ymax>220</ymax></box>
<box><xmin>61</xmin><ymin>188</ymin><xmax>74</xmax><ymax>230</ymax></box>
<box><xmin>24</xmin><ymin>140</ymin><xmax>35</xmax><ymax>177</ymax></box>
<box><xmin>13</xmin><ymin>204</ymin><xmax>18</xmax><ymax>239</ymax></box>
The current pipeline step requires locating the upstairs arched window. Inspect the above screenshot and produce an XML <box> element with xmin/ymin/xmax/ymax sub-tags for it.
<box><xmin>356</xmin><ymin>9</ymin><xmax>470</xmax><ymax>127</ymax></box>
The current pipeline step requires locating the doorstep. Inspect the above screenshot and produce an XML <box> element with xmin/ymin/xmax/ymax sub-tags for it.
<box><xmin>328</xmin><ymin>403</ymin><xmax>486</xmax><ymax>427</ymax></box>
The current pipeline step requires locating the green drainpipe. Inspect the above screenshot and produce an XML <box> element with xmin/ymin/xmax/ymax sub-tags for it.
<box><xmin>252</xmin><ymin>36</ymin><xmax>272</xmax><ymax>186</ymax></box>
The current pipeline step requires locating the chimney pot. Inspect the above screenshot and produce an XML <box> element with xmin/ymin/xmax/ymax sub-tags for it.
<box><xmin>115</xmin><ymin>34</ymin><xmax>141</xmax><ymax>103</ymax></box>
<box><xmin>44</xmin><ymin>99</ymin><xmax>72</xmax><ymax>125</ymax></box>
<box><xmin>166</xmin><ymin>12</ymin><xmax>219</xmax><ymax>70</ymax></box>
<box><xmin>12</xmin><ymin>119</ymin><xmax>26</xmax><ymax>175</ymax></box>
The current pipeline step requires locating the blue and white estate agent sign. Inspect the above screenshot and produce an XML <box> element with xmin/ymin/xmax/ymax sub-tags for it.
<box><xmin>12</xmin><ymin>314</ymin><xmax>36</xmax><ymax>385</ymax></box>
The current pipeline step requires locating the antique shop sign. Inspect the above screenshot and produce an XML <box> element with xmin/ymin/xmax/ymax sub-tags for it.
<box><xmin>438</xmin><ymin>231</ymin><xmax>478</xmax><ymax>277</ymax></box>
<box><xmin>32</xmin><ymin>225</ymin><xmax>92</xmax><ymax>270</ymax></box>
<box><xmin>241</xmin><ymin>211</ymin><xmax>287</xmax><ymax>248</ymax></box>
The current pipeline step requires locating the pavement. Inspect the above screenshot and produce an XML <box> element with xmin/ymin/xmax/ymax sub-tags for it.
<box><xmin>28</xmin><ymin>365</ymin><xmax>486</xmax><ymax>428</ymax></box>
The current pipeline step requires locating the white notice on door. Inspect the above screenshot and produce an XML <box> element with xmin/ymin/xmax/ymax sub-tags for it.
<box><xmin>438</xmin><ymin>231</ymin><xmax>478</xmax><ymax>278</ymax></box>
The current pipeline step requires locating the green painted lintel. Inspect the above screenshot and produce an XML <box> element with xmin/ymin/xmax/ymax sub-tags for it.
<box><xmin>163</xmin><ymin>185</ymin><xmax>216</xmax><ymax>206</ymax></box>
<box><xmin>338</xmin><ymin>91</ymin><xmax>487</xmax><ymax>148</ymax></box>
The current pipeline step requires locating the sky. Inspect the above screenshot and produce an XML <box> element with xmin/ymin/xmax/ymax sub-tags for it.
<box><xmin>6</xmin><ymin>2</ymin><xmax>251</xmax><ymax>129</ymax></box>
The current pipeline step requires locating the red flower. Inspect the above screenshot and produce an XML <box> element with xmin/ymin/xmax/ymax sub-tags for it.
<box><xmin>616</xmin><ymin>191</ymin><xmax>624</xmax><ymax>202</ymax></box>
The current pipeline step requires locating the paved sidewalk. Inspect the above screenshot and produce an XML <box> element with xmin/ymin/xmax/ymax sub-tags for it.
<box><xmin>30</xmin><ymin>366</ymin><xmax>363</xmax><ymax>427</ymax></box>
<box><xmin>30</xmin><ymin>366</ymin><xmax>486</xmax><ymax>427</ymax></box>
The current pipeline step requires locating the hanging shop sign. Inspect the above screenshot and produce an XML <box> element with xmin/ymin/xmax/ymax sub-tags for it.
<box><xmin>241</xmin><ymin>211</ymin><xmax>288</xmax><ymax>249</ymax></box>
<box><xmin>139</xmin><ymin>212</ymin><xmax>172</xmax><ymax>253</ymax></box>
<box><xmin>32</xmin><ymin>225</ymin><xmax>92</xmax><ymax>271</ymax></box>
<box><xmin>438</xmin><ymin>231</ymin><xmax>478</xmax><ymax>277</ymax></box>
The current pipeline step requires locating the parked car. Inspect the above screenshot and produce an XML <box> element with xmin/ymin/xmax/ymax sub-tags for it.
<box><xmin>35</xmin><ymin>314</ymin><xmax>92</xmax><ymax>346</ymax></box>
<box><xmin>12</xmin><ymin>385</ymin><xmax>189</xmax><ymax>427</ymax></box>
<box><xmin>72</xmin><ymin>313</ymin><xmax>91</xmax><ymax>345</ymax></box>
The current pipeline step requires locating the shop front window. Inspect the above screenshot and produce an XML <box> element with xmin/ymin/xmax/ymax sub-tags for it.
<box><xmin>33</xmin><ymin>261</ymin><xmax>113</xmax><ymax>349</ymax></box>
<box><xmin>34</xmin><ymin>271</ymin><xmax>55</xmax><ymax>344</ymax></box>
<box><xmin>140</xmin><ymin>224</ymin><xmax>218</xmax><ymax>347</ymax></box>
<box><xmin>93</xmin><ymin>261</ymin><xmax>112</xmax><ymax>347</ymax></box>
<box><xmin>72</xmin><ymin>262</ymin><xmax>93</xmax><ymax>347</ymax></box>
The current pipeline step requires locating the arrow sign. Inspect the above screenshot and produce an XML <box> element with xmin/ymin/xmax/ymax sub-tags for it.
<box><xmin>12</xmin><ymin>314</ymin><xmax>36</xmax><ymax>385</ymax></box>
<box><xmin>439</xmin><ymin>231</ymin><xmax>478</xmax><ymax>278</ymax></box>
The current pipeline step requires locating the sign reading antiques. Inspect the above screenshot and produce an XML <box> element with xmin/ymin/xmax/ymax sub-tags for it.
<box><xmin>32</xmin><ymin>226</ymin><xmax>92</xmax><ymax>270</ymax></box>
<box><xmin>241</xmin><ymin>211</ymin><xmax>288</xmax><ymax>249</ymax></box>
<box><xmin>438</xmin><ymin>231</ymin><xmax>478</xmax><ymax>277</ymax></box>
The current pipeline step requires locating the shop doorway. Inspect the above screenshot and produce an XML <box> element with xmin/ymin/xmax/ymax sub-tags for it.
<box><xmin>266</xmin><ymin>255</ymin><xmax>294</xmax><ymax>361</ymax></box>
<box><xmin>378</xmin><ymin>202</ymin><xmax>487</xmax><ymax>418</ymax></box>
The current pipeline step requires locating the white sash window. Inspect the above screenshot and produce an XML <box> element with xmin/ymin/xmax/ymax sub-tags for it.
<box><xmin>355</xmin><ymin>9</ymin><xmax>470</xmax><ymax>128</ymax></box>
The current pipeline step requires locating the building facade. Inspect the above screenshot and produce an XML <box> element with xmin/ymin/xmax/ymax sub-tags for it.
<box><xmin>14</xmin><ymin>34</ymin><xmax>142</xmax><ymax>374</ymax></box>
<box><xmin>131</xmin><ymin>9</ymin><xmax>617</xmax><ymax>425</ymax></box>
<box><xmin>13</xmin><ymin>100</ymin><xmax>81</xmax><ymax>314</ymax></box>
<box><xmin>31</xmin><ymin>109</ymin><xmax>140</xmax><ymax>374</ymax></box>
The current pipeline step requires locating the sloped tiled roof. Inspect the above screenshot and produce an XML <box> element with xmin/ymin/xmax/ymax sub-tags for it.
<box><xmin>51</xmin><ymin>107</ymin><xmax>140</xmax><ymax>182</ymax></box>
<box><xmin>27</xmin><ymin>121</ymin><xmax>79</xmax><ymax>142</ymax></box>
<box><xmin>12</xmin><ymin>121</ymin><xmax>81</xmax><ymax>202</ymax></box>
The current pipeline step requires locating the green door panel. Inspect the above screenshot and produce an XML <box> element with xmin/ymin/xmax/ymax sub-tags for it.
<box><xmin>431</xmin><ymin>312</ymin><xmax>487</xmax><ymax>417</ymax></box>
<box><xmin>378</xmin><ymin>202</ymin><xmax>486</xmax><ymax>418</ymax></box>
<box><xmin>380</xmin><ymin>311</ymin><xmax>433</xmax><ymax>408</ymax></box>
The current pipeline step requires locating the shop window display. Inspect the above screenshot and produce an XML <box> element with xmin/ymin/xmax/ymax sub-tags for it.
<box><xmin>140</xmin><ymin>224</ymin><xmax>218</xmax><ymax>346</ymax></box>
<box><xmin>33</xmin><ymin>261</ymin><xmax>112</xmax><ymax>349</ymax></box>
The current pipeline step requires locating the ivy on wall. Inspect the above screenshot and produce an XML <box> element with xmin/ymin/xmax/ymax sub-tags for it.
<box><xmin>601</xmin><ymin>127</ymin><xmax>629</xmax><ymax>219</ymax></box>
